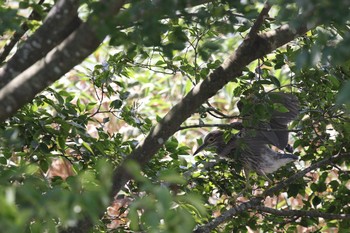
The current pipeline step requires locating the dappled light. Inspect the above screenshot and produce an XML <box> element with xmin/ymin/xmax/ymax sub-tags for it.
<box><xmin>0</xmin><ymin>0</ymin><xmax>350</xmax><ymax>232</ymax></box>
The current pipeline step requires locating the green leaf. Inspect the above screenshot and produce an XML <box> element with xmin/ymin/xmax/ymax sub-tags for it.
<box><xmin>287</xmin><ymin>183</ymin><xmax>303</xmax><ymax>197</ymax></box>
<box><xmin>269</xmin><ymin>75</ymin><xmax>281</xmax><ymax>88</ymax></box>
<box><xmin>312</xmin><ymin>196</ymin><xmax>322</xmax><ymax>207</ymax></box>
<box><xmin>119</xmin><ymin>91</ymin><xmax>130</xmax><ymax>100</ymax></box>
<box><xmin>0</xmin><ymin>156</ymin><xmax>7</xmax><ymax>165</ymax></box>
<box><xmin>273</xmin><ymin>103</ymin><xmax>290</xmax><ymax>113</ymax></box>
<box><xmin>85</xmin><ymin>102</ymin><xmax>96</xmax><ymax>111</ymax></box>
<box><xmin>82</xmin><ymin>142</ymin><xmax>94</xmax><ymax>155</ymax></box>
<box><xmin>155</xmin><ymin>186</ymin><xmax>172</xmax><ymax>212</ymax></box>
<box><xmin>57</xmin><ymin>137</ymin><xmax>66</xmax><ymax>150</ymax></box>
<box><xmin>159</xmin><ymin>171</ymin><xmax>186</xmax><ymax>185</ymax></box>
<box><xmin>77</xmin><ymin>98</ymin><xmax>84</xmax><ymax>112</ymax></box>
<box><xmin>177</xmin><ymin>193</ymin><xmax>206</xmax><ymax>217</ymax></box>
<box><xmin>165</xmin><ymin>138</ymin><xmax>178</xmax><ymax>152</ymax></box>
<box><xmin>110</xmin><ymin>99</ymin><xmax>123</xmax><ymax>109</ymax></box>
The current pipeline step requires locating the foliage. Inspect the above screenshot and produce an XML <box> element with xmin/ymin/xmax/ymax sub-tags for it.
<box><xmin>0</xmin><ymin>0</ymin><xmax>350</xmax><ymax>232</ymax></box>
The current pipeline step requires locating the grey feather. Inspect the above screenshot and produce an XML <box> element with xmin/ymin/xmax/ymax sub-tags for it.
<box><xmin>194</xmin><ymin>92</ymin><xmax>300</xmax><ymax>180</ymax></box>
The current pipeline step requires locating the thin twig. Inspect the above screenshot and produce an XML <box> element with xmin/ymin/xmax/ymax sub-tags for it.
<box><xmin>254</xmin><ymin>206</ymin><xmax>350</xmax><ymax>220</ymax></box>
<box><xmin>178</xmin><ymin>123</ymin><xmax>302</xmax><ymax>132</ymax></box>
<box><xmin>90</xmin><ymin>79</ymin><xmax>105</xmax><ymax>117</ymax></box>
<box><xmin>247</xmin><ymin>1</ymin><xmax>271</xmax><ymax>39</ymax></box>
<box><xmin>263</xmin><ymin>152</ymin><xmax>349</xmax><ymax>197</ymax></box>
<box><xmin>193</xmin><ymin>197</ymin><xmax>263</xmax><ymax>233</ymax></box>
<box><xmin>178</xmin><ymin>123</ymin><xmax>238</xmax><ymax>131</ymax></box>
<box><xmin>205</xmin><ymin>102</ymin><xmax>240</xmax><ymax>119</ymax></box>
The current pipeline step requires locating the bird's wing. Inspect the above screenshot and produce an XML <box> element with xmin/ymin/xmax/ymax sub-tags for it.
<box><xmin>239</xmin><ymin>92</ymin><xmax>299</xmax><ymax>150</ymax></box>
<box><xmin>269</xmin><ymin>92</ymin><xmax>300</xmax><ymax>125</ymax></box>
<box><xmin>239</xmin><ymin>131</ymin><xmax>270</xmax><ymax>155</ymax></box>
<box><xmin>267</xmin><ymin>93</ymin><xmax>299</xmax><ymax>148</ymax></box>
<box><xmin>256</xmin><ymin>122</ymin><xmax>289</xmax><ymax>150</ymax></box>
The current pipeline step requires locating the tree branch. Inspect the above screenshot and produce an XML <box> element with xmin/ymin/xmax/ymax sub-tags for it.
<box><xmin>254</xmin><ymin>206</ymin><xmax>350</xmax><ymax>220</ymax></box>
<box><xmin>192</xmin><ymin>152</ymin><xmax>349</xmax><ymax>232</ymax></box>
<box><xmin>178</xmin><ymin>122</ymin><xmax>303</xmax><ymax>132</ymax></box>
<box><xmin>205</xmin><ymin>102</ymin><xmax>240</xmax><ymax>119</ymax></box>
<box><xmin>110</xmin><ymin>9</ymin><xmax>316</xmax><ymax>197</ymax></box>
<box><xmin>0</xmin><ymin>0</ymin><xmax>82</xmax><ymax>88</ymax></box>
<box><xmin>263</xmin><ymin>152</ymin><xmax>349</xmax><ymax>197</ymax></box>
<box><xmin>0</xmin><ymin>0</ymin><xmax>212</xmax><ymax>88</ymax></box>
<box><xmin>0</xmin><ymin>0</ymin><xmax>45</xmax><ymax>64</ymax></box>
<box><xmin>193</xmin><ymin>197</ymin><xmax>263</xmax><ymax>233</ymax></box>
<box><xmin>0</xmin><ymin>0</ymin><xmax>216</xmax><ymax>121</ymax></box>
<box><xmin>178</xmin><ymin>123</ymin><xmax>241</xmax><ymax>131</ymax></box>
<box><xmin>0</xmin><ymin>2</ymin><xmax>322</xmax><ymax>231</ymax></box>
<box><xmin>0</xmin><ymin>0</ymin><xmax>129</xmax><ymax>122</ymax></box>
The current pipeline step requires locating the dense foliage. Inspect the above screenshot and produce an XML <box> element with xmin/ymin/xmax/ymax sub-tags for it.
<box><xmin>0</xmin><ymin>0</ymin><xmax>350</xmax><ymax>232</ymax></box>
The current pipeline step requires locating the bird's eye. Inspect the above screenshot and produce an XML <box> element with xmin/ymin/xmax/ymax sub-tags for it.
<box><xmin>208</xmin><ymin>137</ymin><xmax>215</xmax><ymax>142</ymax></box>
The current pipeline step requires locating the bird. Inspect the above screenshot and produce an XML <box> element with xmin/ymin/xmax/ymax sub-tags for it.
<box><xmin>237</xmin><ymin>92</ymin><xmax>300</xmax><ymax>151</ymax></box>
<box><xmin>194</xmin><ymin>92</ymin><xmax>300</xmax><ymax>183</ymax></box>
<box><xmin>193</xmin><ymin>130</ymin><xmax>298</xmax><ymax>182</ymax></box>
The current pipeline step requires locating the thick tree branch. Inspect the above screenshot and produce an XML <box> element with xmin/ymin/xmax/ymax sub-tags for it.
<box><xmin>193</xmin><ymin>197</ymin><xmax>263</xmax><ymax>233</ymax></box>
<box><xmin>0</xmin><ymin>0</ymin><xmax>211</xmax><ymax>88</ymax></box>
<box><xmin>263</xmin><ymin>152</ymin><xmax>349</xmax><ymax>197</ymax></box>
<box><xmin>254</xmin><ymin>206</ymin><xmax>350</xmax><ymax>220</ymax></box>
<box><xmin>110</xmin><ymin>11</ymin><xmax>315</xmax><ymax>197</ymax></box>
<box><xmin>0</xmin><ymin>0</ymin><xmax>214</xmax><ymax>119</ymax></box>
<box><xmin>0</xmin><ymin>0</ymin><xmax>128</xmax><ymax>122</ymax></box>
<box><xmin>0</xmin><ymin>0</ymin><xmax>82</xmax><ymax>88</ymax></box>
<box><xmin>0</xmin><ymin>0</ymin><xmax>45</xmax><ymax>64</ymax></box>
<box><xmin>192</xmin><ymin>152</ymin><xmax>349</xmax><ymax>232</ymax></box>
<box><xmin>0</xmin><ymin>3</ymin><xmax>321</xmax><ymax>232</ymax></box>
<box><xmin>0</xmin><ymin>24</ymin><xmax>99</xmax><ymax>119</ymax></box>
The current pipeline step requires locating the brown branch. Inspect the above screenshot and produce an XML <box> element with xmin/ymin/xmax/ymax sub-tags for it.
<box><xmin>205</xmin><ymin>102</ymin><xmax>240</xmax><ymax>119</ymax></box>
<box><xmin>254</xmin><ymin>206</ymin><xmax>350</xmax><ymax>220</ymax></box>
<box><xmin>193</xmin><ymin>197</ymin><xmax>263</xmax><ymax>233</ymax></box>
<box><xmin>0</xmin><ymin>0</ymin><xmax>45</xmax><ymax>63</ymax></box>
<box><xmin>178</xmin><ymin>122</ymin><xmax>303</xmax><ymax>132</ymax></box>
<box><xmin>192</xmin><ymin>152</ymin><xmax>349</xmax><ymax>233</ymax></box>
<box><xmin>0</xmin><ymin>0</ymin><xmax>213</xmax><ymax>89</ymax></box>
<box><xmin>178</xmin><ymin>123</ymin><xmax>241</xmax><ymax>131</ymax></box>
<box><xmin>0</xmin><ymin>0</ymin><xmax>82</xmax><ymax>88</ymax></box>
<box><xmin>263</xmin><ymin>152</ymin><xmax>349</xmax><ymax>197</ymax></box>
<box><xmin>110</xmin><ymin>9</ymin><xmax>315</xmax><ymax>198</ymax></box>
<box><xmin>0</xmin><ymin>0</ymin><xmax>213</xmax><ymax>94</ymax></box>
<box><xmin>0</xmin><ymin>0</ymin><xmax>129</xmax><ymax>122</ymax></box>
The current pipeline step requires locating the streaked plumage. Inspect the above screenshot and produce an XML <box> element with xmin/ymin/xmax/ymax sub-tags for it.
<box><xmin>194</xmin><ymin>92</ymin><xmax>300</xmax><ymax>182</ymax></box>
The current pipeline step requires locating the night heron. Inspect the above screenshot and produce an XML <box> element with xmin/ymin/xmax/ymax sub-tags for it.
<box><xmin>194</xmin><ymin>92</ymin><xmax>300</xmax><ymax>183</ymax></box>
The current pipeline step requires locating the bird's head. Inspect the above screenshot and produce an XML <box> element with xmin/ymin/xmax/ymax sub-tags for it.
<box><xmin>193</xmin><ymin>130</ymin><xmax>224</xmax><ymax>155</ymax></box>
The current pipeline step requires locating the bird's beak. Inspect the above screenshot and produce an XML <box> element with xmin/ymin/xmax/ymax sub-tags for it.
<box><xmin>193</xmin><ymin>143</ymin><xmax>208</xmax><ymax>155</ymax></box>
